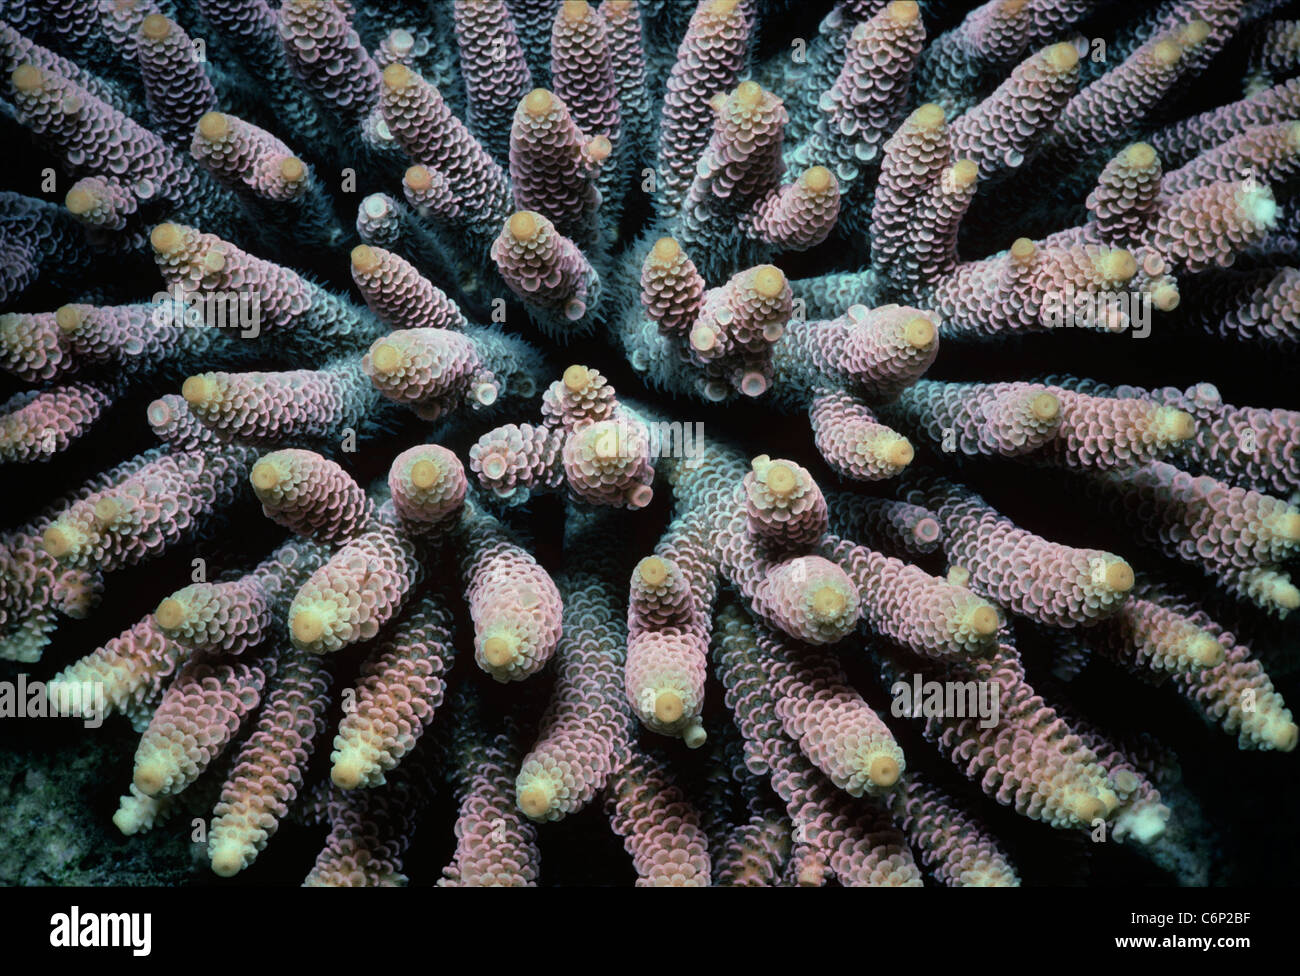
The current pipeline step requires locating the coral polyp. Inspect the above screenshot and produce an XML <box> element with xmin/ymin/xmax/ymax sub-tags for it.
<box><xmin>0</xmin><ymin>0</ymin><xmax>1297</xmax><ymax>889</ymax></box>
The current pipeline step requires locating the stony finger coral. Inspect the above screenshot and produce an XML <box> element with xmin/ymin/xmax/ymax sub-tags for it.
<box><xmin>0</xmin><ymin>0</ymin><xmax>1297</xmax><ymax>892</ymax></box>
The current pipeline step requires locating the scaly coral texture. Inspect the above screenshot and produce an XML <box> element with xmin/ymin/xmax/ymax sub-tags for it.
<box><xmin>0</xmin><ymin>0</ymin><xmax>1297</xmax><ymax>889</ymax></box>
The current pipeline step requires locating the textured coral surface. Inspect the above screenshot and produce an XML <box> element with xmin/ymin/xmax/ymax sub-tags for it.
<box><xmin>0</xmin><ymin>0</ymin><xmax>1298</xmax><ymax>888</ymax></box>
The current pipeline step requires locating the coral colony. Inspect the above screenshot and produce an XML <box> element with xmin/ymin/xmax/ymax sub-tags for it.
<box><xmin>0</xmin><ymin>0</ymin><xmax>1298</xmax><ymax>889</ymax></box>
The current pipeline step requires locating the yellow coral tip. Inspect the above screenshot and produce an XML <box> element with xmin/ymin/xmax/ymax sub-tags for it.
<box><xmin>93</xmin><ymin>496</ymin><xmax>123</xmax><ymax>524</ymax></box>
<box><xmin>811</xmin><ymin>585</ymin><xmax>846</xmax><ymax>617</ymax></box>
<box><xmin>280</xmin><ymin>156</ymin><xmax>306</xmax><ymax>182</ymax></box>
<box><xmin>370</xmin><ymin>343</ymin><xmax>402</xmax><ymax>374</ymax></box>
<box><xmin>1153</xmin><ymin>283</ymin><xmax>1179</xmax><ymax>311</ymax></box>
<box><xmin>1045</xmin><ymin>41</ymin><xmax>1079</xmax><ymax>71</ymax></box>
<box><xmin>42</xmin><ymin>526</ymin><xmax>71</xmax><ymax>558</ymax></box>
<box><xmin>292</xmin><ymin>610</ymin><xmax>325</xmax><ymax>645</ymax></box>
<box><xmin>1100</xmin><ymin>248</ymin><xmax>1137</xmax><ymax>281</ymax></box>
<box><xmin>563</xmin><ymin>364</ymin><xmax>590</xmax><ymax>391</ymax></box>
<box><xmin>903</xmin><ymin>315</ymin><xmax>935</xmax><ymax>347</ymax></box>
<box><xmin>404</xmin><ymin>164</ymin><xmax>433</xmax><ymax>191</ymax></box>
<box><xmin>65</xmin><ymin>188</ymin><xmax>94</xmax><ymax>215</ymax></box>
<box><xmin>1152</xmin><ymin>39</ymin><xmax>1182</xmax><ymax>64</ymax></box>
<box><xmin>140</xmin><ymin>13</ymin><xmax>171</xmax><ymax>40</ymax></box>
<box><xmin>150</xmin><ymin>222</ymin><xmax>183</xmax><ymax>254</ymax></box>
<box><xmin>971</xmin><ymin>605</ymin><xmax>999</xmax><ymax>636</ymax></box>
<box><xmin>1074</xmin><ymin>796</ymin><xmax>1105</xmax><ymax>822</ymax></box>
<box><xmin>133</xmin><ymin>762</ymin><xmax>166</xmax><ymax>796</ymax></box>
<box><xmin>951</xmin><ymin>159</ymin><xmax>979</xmax><ymax>187</ymax></box>
<box><xmin>1188</xmin><ymin>635</ymin><xmax>1224</xmax><ymax>668</ymax></box>
<box><xmin>11</xmin><ymin>64</ymin><xmax>42</xmax><ymax>92</ymax></box>
<box><xmin>752</xmin><ymin>264</ymin><xmax>785</xmax><ymax>298</ymax></box>
<box><xmin>508</xmin><ymin>211</ymin><xmax>538</xmax><ymax>241</ymax></box>
<box><xmin>523</xmin><ymin>88</ymin><xmax>553</xmax><ymax>116</ymax></box>
<box><xmin>1168</xmin><ymin>409</ymin><xmax>1195</xmax><ymax>441</ymax></box>
<box><xmin>1031</xmin><ymin>392</ymin><xmax>1060</xmax><ymax>421</ymax></box>
<box><xmin>1125</xmin><ymin>142</ymin><xmax>1156</xmax><ymax>168</ymax></box>
<box><xmin>482</xmin><ymin>636</ymin><xmax>515</xmax><ymax>668</ymax></box>
<box><xmin>1010</xmin><ymin>237</ymin><xmax>1036</xmax><ymax>260</ymax></box>
<box><xmin>518</xmin><ymin>785</ymin><xmax>551</xmax><ymax>818</ymax></box>
<box><xmin>250</xmin><ymin>459</ymin><xmax>281</xmax><ymax>492</ymax></box>
<box><xmin>913</xmin><ymin>103</ymin><xmax>945</xmax><ymax>129</ymax></box>
<box><xmin>869</xmin><ymin>756</ymin><xmax>900</xmax><ymax>787</ymax></box>
<box><xmin>1275</xmin><ymin>583</ymin><xmax>1300</xmax><ymax>611</ymax></box>
<box><xmin>409</xmin><ymin>458</ymin><xmax>440</xmax><ymax>489</ymax></box>
<box><xmin>803</xmin><ymin>165</ymin><xmax>833</xmax><ymax>192</ymax></box>
<box><xmin>765</xmin><ymin>461</ymin><xmax>797</xmax><ymax>496</ymax></box>
<box><xmin>654</xmin><ymin>691</ymin><xmax>684</xmax><ymax>723</ymax></box>
<box><xmin>637</xmin><ymin>556</ymin><xmax>669</xmax><ymax>587</ymax></box>
<box><xmin>55</xmin><ymin>305</ymin><xmax>83</xmax><ymax>333</ymax></box>
<box><xmin>651</xmin><ymin>237</ymin><xmax>680</xmax><ymax>263</ymax></box>
<box><xmin>1276</xmin><ymin>512</ymin><xmax>1300</xmax><ymax>542</ymax></box>
<box><xmin>331</xmin><ymin>760</ymin><xmax>364</xmax><ymax>790</ymax></box>
<box><xmin>154</xmin><ymin>598</ymin><xmax>188</xmax><ymax>631</ymax></box>
<box><xmin>1105</xmin><ymin>561</ymin><xmax>1135</xmax><ymax>592</ymax></box>
<box><xmin>734</xmin><ymin>79</ymin><xmax>762</xmax><ymax>107</ymax></box>
<box><xmin>197</xmin><ymin>111</ymin><xmax>229</xmax><ymax>141</ymax></box>
<box><xmin>587</xmin><ymin>135</ymin><xmax>611</xmax><ymax>161</ymax></box>
<box><xmin>1273</xmin><ymin>723</ymin><xmax>1299</xmax><ymax>752</ymax></box>
<box><xmin>562</xmin><ymin>0</ymin><xmax>589</xmax><ymax>21</ymax></box>
<box><xmin>350</xmin><ymin>244</ymin><xmax>379</xmax><ymax>273</ymax></box>
<box><xmin>209</xmin><ymin>847</ymin><xmax>243</xmax><ymax>878</ymax></box>
<box><xmin>181</xmin><ymin>375</ymin><xmax>213</xmax><ymax>405</ymax></box>
<box><xmin>887</xmin><ymin>1</ymin><xmax>920</xmax><ymax>24</ymax></box>
<box><xmin>382</xmin><ymin>63</ymin><xmax>414</xmax><ymax>89</ymax></box>
<box><xmin>1180</xmin><ymin>20</ymin><xmax>1209</xmax><ymax>45</ymax></box>
<box><xmin>885</xmin><ymin>438</ymin><xmax>914</xmax><ymax>466</ymax></box>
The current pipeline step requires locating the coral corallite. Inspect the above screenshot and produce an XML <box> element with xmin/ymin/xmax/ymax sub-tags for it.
<box><xmin>1</xmin><ymin>0</ymin><xmax>1299</xmax><ymax>892</ymax></box>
